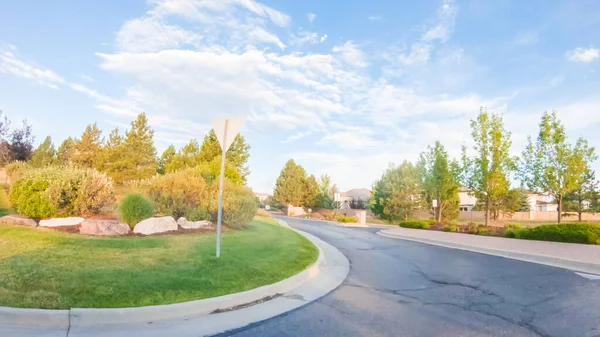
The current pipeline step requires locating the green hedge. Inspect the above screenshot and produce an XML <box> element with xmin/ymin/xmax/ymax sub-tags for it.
<box><xmin>337</xmin><ymin>215</ymin><xmax>356</xmax><ymax>223</ymax></box>
<box><xmin>516</xmin><ymin>223</ymin><xmax>600</xmax><ymax>245</ymax></box>
<box><xmin>398</xmin><ymin>220</ymin><xmax>436</xmax><ymax>229</ymax></box>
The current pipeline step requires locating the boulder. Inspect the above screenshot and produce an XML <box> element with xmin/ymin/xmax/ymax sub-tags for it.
<box><xmin>80</xmin><ymin>220</ymin><xmax>130</xmax><ymax>236</ymax></box>
<box><xmin>133</xmin><ymin>216</ymin><xmax>178</xmax><ymax>235</ymax></box>
<box><xmin>39</xmin><ymin>217</ymin><xmax>84</xmax><ymax>227</ymax></box>
<box><xmin>177</xmin><ymin>217</ymin><xmax>212</xmax><ymax>229</ymax></box>
<box><xmin>0</xmin><ymin>214</ymin><xmax>38</xmax><ymax>227</ymax></box>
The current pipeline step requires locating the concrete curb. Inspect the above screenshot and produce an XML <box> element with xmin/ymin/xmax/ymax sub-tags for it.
<box><xmin>377</xmin><ymin>230</ymin><xmax>600</xmax><ymax>275</ymax></box>
<box><xmin>0</xmin><ymin>218</ymin><xmax>344</xmax><ymax>330</ymax></box>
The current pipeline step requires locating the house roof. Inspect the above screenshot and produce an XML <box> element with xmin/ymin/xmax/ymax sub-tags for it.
<box><xmin>340</xmin><ymin>188</ymin><xmax>371</xmax><ymax>200</ymax></box>
<box><xmin>536</xmin><ymin>200</ymin><xmax>556</xmax><ymax>205</ymax></box>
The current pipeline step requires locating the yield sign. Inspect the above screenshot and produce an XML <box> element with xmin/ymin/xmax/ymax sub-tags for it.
<box><xmin>212</xmin><ymin>117</ymin><xmax>246</xmax><ymax>152</ymax></box>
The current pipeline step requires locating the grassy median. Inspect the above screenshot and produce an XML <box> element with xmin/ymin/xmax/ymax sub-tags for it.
<box><xmin>0</xmin><ymin>216</ymin><xmax>318</xmax><ymax>309</ymax></box>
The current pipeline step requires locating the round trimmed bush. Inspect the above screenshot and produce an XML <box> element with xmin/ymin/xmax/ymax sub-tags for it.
<box><xmin>119</xmin><ymin>194</ymin><xmax>154</xmax><ymax>228</ymax></box>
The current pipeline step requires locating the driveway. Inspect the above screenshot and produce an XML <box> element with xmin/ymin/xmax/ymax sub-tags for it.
<box><xmin>219</xmin><ymin>217</ymin><xmax>600</xmax><ymax>337</ymax></box>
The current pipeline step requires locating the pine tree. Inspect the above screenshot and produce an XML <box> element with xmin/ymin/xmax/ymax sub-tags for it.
<box><xmin>199</xmin><ymin>129</ymin><xmax>250</xmax><ymax>182</ymax></box>
<box><xmin>72</xmin><ymin>123</ymin><xmax>103</xmax><ymax>168</ymax></box>
<box><xmin>517</xmin><ymin>187</ymin><xmax>531</xmax><ymax>212</ymax></box>
<box><xmin>30</xmin><ymin>136</ymin><xmax>56</xmax><ymax>167</ymax></box>
<box><xmin>119</xmin><ymin>113</ymin><xmax>157</xmax><ymax>182</ymax></box>
<box><xmin>157</xmin><ymin>145</ymin><xmax>176</xmax><ymax>174</ymax></box>
<box><xmin>57</xmin><ymin>137</ymin><xmax>75</xmax><ymax>165</ymax></box>
<box><xmin>304</xmin><ymin>174</ymin><xmax>319</xmax><ymax>208</ymax></box>
<box><xmin>98</xmin><ymin>128</ymin><xmax>125</xmax><ymax>180</ymax></box>
<box><xmin>166</xmin><ymin>139</ymin><xmax>201</xmax><ymax>173</ymax></box>
<box><xmin>273</xmin><ymin>159</ymin><xmax>309</xmax><ymax>206</ymax></box>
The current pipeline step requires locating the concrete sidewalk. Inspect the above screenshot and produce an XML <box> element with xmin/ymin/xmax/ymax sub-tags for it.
<box><xmin>378</xmin><ymin>227</ymin><xmax>600</xmax><ymax>275</ymax></box>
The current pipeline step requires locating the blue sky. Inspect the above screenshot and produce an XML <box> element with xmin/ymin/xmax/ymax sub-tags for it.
<box><xmin>1</xmin><ymin>0</ymin><xmax>600</xmax><ymax>193</ymax></box>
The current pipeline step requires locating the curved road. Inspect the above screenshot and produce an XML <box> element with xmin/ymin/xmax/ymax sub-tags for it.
<box><xmin>219</xmin><ymin>217</ymin><xmax>600</xmax><ymax>337</ymax></box>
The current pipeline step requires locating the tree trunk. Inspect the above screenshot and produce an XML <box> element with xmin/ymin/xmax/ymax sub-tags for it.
<box><xmin>484</xmin><ymin>197</ymin><xmax>490</xmax><ymax>226</ymax></box>
<box><xmin>557</xmin><ymin>196</ymin><xmax>562</xmax><ymax>224</ymax></box>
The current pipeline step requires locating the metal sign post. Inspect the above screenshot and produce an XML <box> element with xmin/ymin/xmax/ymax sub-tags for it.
<box><xmin>212</xmin><ymin>117</ymin><xmax>245</xmax><ymax>258</ymax></box>
<box><xmin>432</xmin><ymin>199</ymin><xmax>438</xmax><ymax>223</ymax></box>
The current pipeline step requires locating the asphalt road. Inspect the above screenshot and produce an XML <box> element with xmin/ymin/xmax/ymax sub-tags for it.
<box><xmin>219</xmin><ymin>217</ymin><xmax>600</xmax><ymax>337</ymax></box>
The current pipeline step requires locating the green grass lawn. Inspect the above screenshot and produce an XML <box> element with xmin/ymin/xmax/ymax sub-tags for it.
<box><xmin>0</xmin><ymin>216</ymin><xmax>318</xmax><ymax>309</ymax></box>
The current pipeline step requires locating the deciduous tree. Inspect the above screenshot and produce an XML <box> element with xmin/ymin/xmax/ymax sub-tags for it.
<box><xmin>420</xmin><ymin>141</ymin><xmax>460</xmax><ymax>222</ymax></box>
<box><xmin>462</xmin><ymin>109</ymin><xmax>515</xmax><ymax>226</ymax></box>
<box><xmin>521</xmin><ymin>111</ymin><xmax>597</xmax><ymax>223</ymax></box>
<box><xmin>370</xmin><ymin>161</ymin><xmax>421</xmax><ymax>221</ymax></box>
<box><xmin>9</xmin><ymin>120</ymin><xmax>35</xmax><ymax>161</ymax></box>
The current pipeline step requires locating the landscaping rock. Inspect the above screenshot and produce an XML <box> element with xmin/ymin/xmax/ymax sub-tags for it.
<box><xmin>0</xmin><ymin>214</ymin><xmax>38</xmax><ymax>227</ymax></box>
<box><xmin>39</xmin><ymin>217</ymin><xmax>84</xmax><ymax>227</ymax></box>
<box><xmin>80</xmin><ymin>220</ymin><xmax>130</xmax><ymax>236</ymax></box>
<box><xmin>133</xmin><ymin>216</ymin><xmax>178</xmax><ymax>235</ymax></box>
<box><xmin>177</xmin><ymin>217</ymin><xmax>212</xmax><ymax>229</ymax></box>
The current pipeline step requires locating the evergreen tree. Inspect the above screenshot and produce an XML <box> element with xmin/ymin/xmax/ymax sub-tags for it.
<box><xmin>419</xmin><ymin>141</ymin><xmax>460</xmax><ymax>222</ymax></box>
<box><xmin>98</xmin><ymin>128</ymin><xmax>125</xmax><ymax>180</ymax></box>
<box><xmin>57</xmin><ymin>137</ymin><xmax>75</xmax><ymax>165</ymax></box>
<box><xmin>157</xmin><ymin>144</ymin><xmax>176</xmax><ymax>174</ymax></box>
<box><xmin>166</xmin><ymin>139</ymin><xmax>201</xmax><ymax>173</ymax></box>
<box><xmin>517</xmin><ymin>187</ymin><xmax>531</xmax><ymax>212</ymax></box>
<box><xmin>119</xmin><ymin>113</ymin><xmax>157</xmax><ymax>182</ymax></box>
<box><xmin>72</xmin><ymin>123</ymin><xmax>103</xmax><ymax>168</ymax></box>
<box><xmin>9</xmin><ymin>120</ymin><xmax>35</xmax><ymax>161</ymax></box>
<box><xmin>304</xmin><ymin>174</ymin><xmax>319</xmax><ymax>207</ymax></box>
<box><xmin>0</xmin><ymin>110</ymin><xmax>11</xmax><ymax>165</ymax></box>
<box><xmin>273</xmin><ymin>159</ymin><xmax>308</xmax><ymax>206</ymax></box>
<box><xmin>199</xmin><ymin>129</ymin><xmax>250</xmax><ymax>182</ymax></box>
<box><xmin>29</xmin><ymin>136</ymin><xmax>56</xmax><ymax>167</ymax></box>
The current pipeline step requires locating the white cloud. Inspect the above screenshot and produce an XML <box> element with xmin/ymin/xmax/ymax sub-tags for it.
<box><xmin>332</xmin><ymin>41</ymin><xmax>368</xmax><ymax>67</ymax></box>
<box><xmin>116</xmin><ymin>17</ymin><xmax>201</xmax><ymax>53</ymax></box>
<box><xmin>290</xmin><ymin>31</ymin><xmax>327</xmax><ymax>46</ymax></box>
<box><xmin>307</xmin><ymin>12</ymin><xmax>316</xmax><ymax>23</ymax></box>
<box><xmin>566</xmin><ymin>47</ymin><xmax>600</xmax><ymax>63</ymax></box>
<box><xmin>421</xmin><ymin>0</ymin><xmax>457</xmax><ymax>43</ymax></box>
<box><xmin>0</xmin><ymin>48</ymin><xmax>65</xmax><ymax>89</ymax></box>
<box><xmin>368</xmin><ymin>16</ymin><xmax>382</xmax><ymax>21</ymax></box>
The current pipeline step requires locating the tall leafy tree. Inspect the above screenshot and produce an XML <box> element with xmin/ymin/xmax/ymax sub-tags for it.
<box><xmin>157</xmin><ymin>144</ymin><xmax>176</xmax><ymax>174</ymax></box>
<box><xmin>199</xmin><ymin>129</ymin><xmax>251</xmax><ymax>182</ymax></box>
<box><xmin>419</xmin><ymin>141</ymin><xmax>460</xmax><ymax>222</ymax></box>
<box><xmin>119</xmin><ymin>113</ymin><xmax>157</xmax><ymax>182</ymax></box>
<box><xmin>521</xmin><ymin>111</ymin><xmax>597</xmax><ymax>223</ymax></box>
<box><xmin>273</xmin><ymin>159</ymin><xmax>308</xmax><ymax>206</ymax></box>
<box><xmin>29</xmin><ymin>136</ymin><xmax>56</xmax><ymax>167</ymax></box>
<box><xmin>9</xmin><ymin>120</ymin><xmax>35</xmax><ymax>161</ymax></box>
<box><xmin>462</xmin><ymin>109</ymin><xmax>515</xmax><ymax>226</ymax></box>
<box><xmin>315</xmin><ymin>174</ymin><xmax>335</xmax><ymax>209</ymax></box>
<box><xmin>56</xmin><ymin>137</ymin><xmax>75</xmax><ymax>165</ymax></box>
<box><xmin>72</xmin><ymin>123</ymin><xmax>102</xmax><ymax>168</ymax></box>
<box><xmin>370</xmin><ymin>161</ymin><xmax>422</xmax><ymax>221</ymax></box>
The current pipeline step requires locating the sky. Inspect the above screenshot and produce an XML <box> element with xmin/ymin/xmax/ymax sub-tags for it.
<box><xmin>1</xmin><ymin>0</ymin><xmax>600</xmax><ymax>194</ymax></box>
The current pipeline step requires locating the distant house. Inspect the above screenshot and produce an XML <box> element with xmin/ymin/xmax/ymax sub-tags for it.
<box><xmin>527</xmin><ymin>192</ymin><xmax>558</xmax><ymax>212</ymax></box>
<box><xmin>458</xmin><ymin>187</ymin><xmax>477</xmax><ymax>211</ymax></box>
<box><xmin>254</xmin><ymin>193</ymin><xmax>271</xmax><ymax>203</ymax></box>
<box><xmin>458</xmin><ymin>188</ymin><xmax>558</xmax><ymax>212</ymax></box>
<box><xmin>339</xmin><ymin>188</ymin><xmax>371</xmax><ymax>209</ymax></box>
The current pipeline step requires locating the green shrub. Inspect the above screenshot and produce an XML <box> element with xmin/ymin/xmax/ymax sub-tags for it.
<box><xmin>399</xmin><ymin>220</ymin><xmax>435</xmax><ymax>229</ymax></box>
<box><xmin>467</xmin><ymin>222</ymin><xmax>479</xmax><ymax>234</ymax></box>
<box><xmin>505</xmin><ymin>229</ymin><xmax>516</xmax><ymax>238</ymax></box>
<box><xmin>9</xmin><ymin>166</ymin><xmax>114</xmax><ymax>219</ymax></box>
<box><xmin>145</xmin><ymin>169</ymin><xmax>209</xmax><ymax>221</ymax></box>
<box><xmin>220</xmin><ymin>183</ymin><xmax>257</xmax><ymax>229</ymax></box>
<box><xmin>5</xmin><ymin>161</ymin><xmax>32</xmax><ymax>183</ymax></box>
<box><xmin>119</xmin><ymin>194</ymin><xmax>154</xmax><ymax>227</ymax></box>
<box><xmin>516</xmin><ymin>223</ymin><xmax>600</xmax><ymax>244</ymax></box>
<box><xmin>337</xmin><ymin>215</ymin><xmax>357</xmax><ymax>223</ymax></box>
<box><xmin>443</xmin><ymin>225</ymin><xmax>457</xmax><ymax>232</ymax></box>
<box><xmin>477</xmin><ymin>228</ymin><xmax>490</xmax><ymax>236</ymax></box>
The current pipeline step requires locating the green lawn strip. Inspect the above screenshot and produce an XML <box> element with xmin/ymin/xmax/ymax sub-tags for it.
<box><xmin>0</xmin><ymin>216</ymin><xmax>318</xmax><ymax>309</ymax></box>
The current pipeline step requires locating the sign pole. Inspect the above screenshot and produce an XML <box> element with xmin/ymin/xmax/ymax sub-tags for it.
<box><xmin>216</xmin><ymin>119</ymin><xmax>229</xmax><ymax>258</ymax></box>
